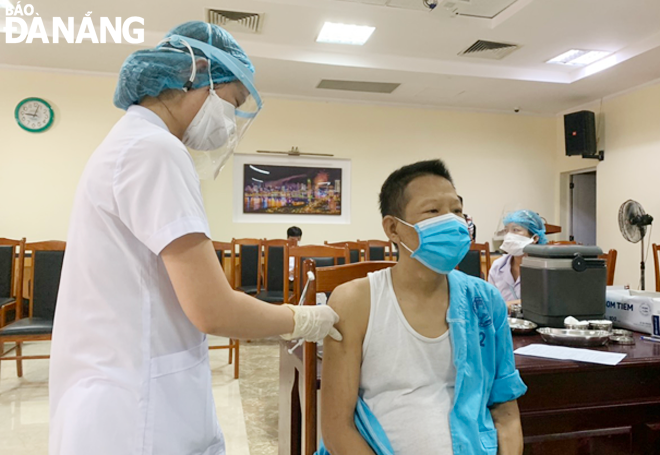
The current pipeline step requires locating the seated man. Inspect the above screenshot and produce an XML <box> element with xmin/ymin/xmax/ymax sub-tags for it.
<box><xmin>321</xmin><ymin>160</ymin><xmax>526</xmax><ymax>455</ymax></box>
<box><xmin>287</xmin><ymin>226</ymin><xmax>302</xmax><ymax>287</ymax></box>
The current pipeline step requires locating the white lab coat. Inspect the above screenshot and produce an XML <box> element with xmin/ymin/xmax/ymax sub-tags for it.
<box><xmin>488</xmin><ymin>254</ymin><xmax>520</xmax><ymax>301</ymax></box>
<box><xmin>49</xmin><ymin>106</ymin><xmax>224</xmax><ymax>455</ymax></box>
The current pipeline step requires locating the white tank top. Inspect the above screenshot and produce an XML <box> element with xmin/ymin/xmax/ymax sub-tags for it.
<box><xmin>361</xmin><ymin>268</ymin><xmax>456</xmax><ymax>454</ymax></box>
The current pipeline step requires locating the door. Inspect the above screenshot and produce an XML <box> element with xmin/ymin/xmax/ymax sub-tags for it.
<box><xmin>570</xmin><ymin>172</ymin><xmax>597</xmax><ymax>246</ymax></box>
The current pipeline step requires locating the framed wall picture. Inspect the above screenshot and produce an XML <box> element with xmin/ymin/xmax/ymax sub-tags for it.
<box><xmin>232</xmin><ymin>153</ymin><xmax>351</xmax><ymax>224</ymax></box>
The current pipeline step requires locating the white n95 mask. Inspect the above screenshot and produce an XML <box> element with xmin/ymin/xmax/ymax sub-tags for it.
<box><xmin>500</xmin><ymin>233</ymin><xmax>535</xmax><ymax>257</ymax></box>
<box><xmin>159</xmin><ymin>32</ymin><xmax>263</xmax><ymax>180</ymax></box>
<box><xmin>183</xmin><ymin>89</ymin><xmax>237</xmax><ymax>179</ymax></box>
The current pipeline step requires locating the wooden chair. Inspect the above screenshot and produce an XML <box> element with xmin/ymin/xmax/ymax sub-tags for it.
<box><xmin>255</xmin><ymin>239</ymin><xmax>289</xmax><ymax>305</ymax></box>
<box><xmin>547</xmin><ymin>240</ymin><xmax>578</xmax><ymax>245</ymax></box>
<box><xmin>0</xmin><ymin>238</ymin><xmax>23</xmax><ymax>328</ymax></box>
<box><xmin>231</xmin><ymin>238</ymin><xmax>262</xmax><ymax>295</ymax></box>
<box><xmin>598</xmin><ymin>249</ymin><xmax>618</xmax><ymax>287</ymax></box>
<box><xmin>211</xmin><ymin>241</ymin><xmax>239</xmax><ymax>379</ymax></box>
<box><xmin>324</xmin><ymin>241</ymin><xmax>370</xmax><ymax>263</ymax></box>
<box><xmin>652</xmin><ymin>244</ymin><xmax>659</xmax><ymax>292</ymax></box>
<box><xmin>458</xmin><ymin>242</ymin><xmax>491</xmax><ymax>280</ymax></box>
<box><xmin>359</xmin><ymin>240</ymin><xmax>394</xmax><ymax>261</ymax></box>
<box><xmin>0</xmin><ymin>240</ymin><xmax>65</xmax><ymax>377</ymax></box>
<box><xmin>286</xmin><ymin>245</ymin><xmax>350</xmax><ymax>304</ymax></box>
<box><xmin>300</xmin><ymin>259</ymin><xmax>396</xmax><ymax>455</ymax></box>
<box><xmin>212</xmin><ymin>241</ymin><xmax>233</xmax><ymax>285</ymax></box>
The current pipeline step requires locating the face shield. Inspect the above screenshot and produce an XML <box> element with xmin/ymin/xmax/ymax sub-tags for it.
<box><xmin>157</xmin><ymin>34</ymin><xmax>263</xmax><ymax>180</ymax></box>
<box><xmin>495</xmin><ymin>209</ymin><xmax>548</xmax><ymax>251</ymax></box>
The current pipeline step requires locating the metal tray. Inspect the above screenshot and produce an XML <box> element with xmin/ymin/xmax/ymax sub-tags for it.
<box><xmin>508</xmin><ymin>318</ymin><xmax>538</xmax><ymax>335</ymax></box>
<box><xmin>536</xmin><ymin>327</ymin><xmax>611</xmax><ymax>347</ymax></box>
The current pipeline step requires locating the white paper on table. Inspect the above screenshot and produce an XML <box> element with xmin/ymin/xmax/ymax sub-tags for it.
<box><xmin>514</xmin><ymin>344</ymin><xmax>627</xmax><ymax>366</ymax></box>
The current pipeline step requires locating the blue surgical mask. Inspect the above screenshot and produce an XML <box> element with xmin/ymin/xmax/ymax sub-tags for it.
<box><xmin>396</xmin><ymin>213</ymin><xmax>472</xmax><ymax>274</ymax></box>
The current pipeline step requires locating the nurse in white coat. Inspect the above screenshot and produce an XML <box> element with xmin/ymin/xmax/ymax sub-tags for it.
<box><xmin>49</xmin><ymin>21</ymin><xmax>341</xmax><ymax>455</ymax></box>
<box><xmin>488</xmin><ymin>209</ymin><xmax>548</xmax><ymax>308</ymax></box>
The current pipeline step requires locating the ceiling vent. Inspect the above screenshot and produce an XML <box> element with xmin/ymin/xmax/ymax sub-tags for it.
<box><xmin>458</xmin><ymin>40</ymin><xmax>520</xmax><ymax>60</ymax></box>
<box><xmin>317</xmin><ymin>80</ymin><xmax>401</xmax><ymax>94</ymax></box>
<box><xmin>207</xmin><ymin>9</ymin><xmax>263</xmax><ymax>34</ymax></box>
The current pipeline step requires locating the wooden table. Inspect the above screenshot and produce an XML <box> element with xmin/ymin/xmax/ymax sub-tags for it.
<box><xmin>279</xmin><ymin>333</ymin><xmax>660</xmax><ymax>455</ymax></box>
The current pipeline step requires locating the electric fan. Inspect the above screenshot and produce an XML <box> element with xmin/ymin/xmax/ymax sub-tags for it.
<box><xmin>618</xmin><ymin>200</ymin><xmax>654</xmax><ymax>289</ymax></box>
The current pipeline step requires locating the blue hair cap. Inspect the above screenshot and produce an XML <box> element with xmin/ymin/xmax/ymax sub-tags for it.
<box><xmin>113</xmin><ymin>21</ymin><xmax>254</xmax><ymax>110</ymax></box>
<box><xmin>504</xmin><ymin>209</ymin><xmax>548</xmax><ymax>245</ymax></box>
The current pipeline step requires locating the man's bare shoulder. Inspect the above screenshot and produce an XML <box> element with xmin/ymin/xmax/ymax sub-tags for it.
<box><xmin>327</xmin><ymin>277</ymin><xmax>371</xmax><ymax>339</ymax></box>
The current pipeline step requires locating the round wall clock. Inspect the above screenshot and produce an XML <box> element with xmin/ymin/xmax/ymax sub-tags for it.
<box><xmin>15</xmin><ymin>97</ymin><xmax>55</xmax><ymax>133</ymax></box>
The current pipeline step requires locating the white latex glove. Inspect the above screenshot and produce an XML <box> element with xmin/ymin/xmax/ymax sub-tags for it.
<box><xmin>280</xmin><ymin>304</ymin><xmax>343</xmax><ymax>342</ymax></box>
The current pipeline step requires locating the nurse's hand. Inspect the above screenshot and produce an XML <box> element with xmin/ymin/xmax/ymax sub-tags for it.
<box><xmin>280</xmin><ymin>304</ymin><xmax>343</xmax><ymax>342</ymax></box>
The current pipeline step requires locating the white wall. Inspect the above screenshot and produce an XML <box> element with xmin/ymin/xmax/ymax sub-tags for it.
<box><xmin>203</xmin><ymin>98</ymin><xmax>558</xmax><ymax>246</ymax></box>
<box><xmin>0</xmin><ymin>68</ymin><xmax>558</xmax><ymax>248</ymax></box>
<box><xmin>554</xmin><ymin>82</ymin><xmax>660</xmax><ymax>288</ymax></box>
<box><xmin>4</xmin><ymin>66</ymin><xmax>658</xmax><ymax>290</ymax></box>
<box><xmin>0</xmin><ymin>68</ymin><xmax>122</xmax><ymax>241</ymax></box>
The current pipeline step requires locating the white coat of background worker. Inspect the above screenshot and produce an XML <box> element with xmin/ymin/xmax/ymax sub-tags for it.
<box><xmin>48</xmin><ymin>21</ymin><xmax>341</xmax><ymax>455</ymax></box>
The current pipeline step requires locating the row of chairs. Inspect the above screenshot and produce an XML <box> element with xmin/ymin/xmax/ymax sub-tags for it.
<box><xmin>0</xmin><ymin>238</ymin><xmax>65</xmax><ymax>378</ymax></box>
<box><xmin>214</xmin><ymin>239</ymin><xmax>396</xmax><ymax>306</ymax></box>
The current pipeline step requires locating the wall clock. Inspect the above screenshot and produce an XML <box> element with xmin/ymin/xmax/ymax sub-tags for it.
<box><xmin>15</xmin><ymin>97</ymin><xmax>54</xmax><ymax>133</ymax></box>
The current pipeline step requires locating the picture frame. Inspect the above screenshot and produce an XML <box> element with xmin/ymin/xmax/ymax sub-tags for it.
<box><xmin>232</xmin><ymin>153</ymin><xmax>351</xmax><ymax>224</ymax></box>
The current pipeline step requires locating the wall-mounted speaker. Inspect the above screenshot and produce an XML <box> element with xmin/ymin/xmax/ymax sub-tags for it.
<box><xmin>564</xmin><ymin>110</ymin><xmax>597</xmax><ymax>157</ymax></box>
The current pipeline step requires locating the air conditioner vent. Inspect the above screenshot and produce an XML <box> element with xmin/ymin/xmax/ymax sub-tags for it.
<box><xmin>458</xmin><ymin>39</ymin><xmax>519</xmax><ymax>60</ymax></box>
<box><xmin>207</xmin><ymin>9</ymin><xmax>263</xmax><ymax>34</ymax></box>
<box><xmin>317</xmin><ymin>80</ymin><xmax>400</xmax><ymax>94</ymax></box>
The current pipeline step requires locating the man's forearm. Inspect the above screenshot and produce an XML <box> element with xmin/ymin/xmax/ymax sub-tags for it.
<box><xmin>323</xmin><ymin>423</ymin><xmax>376</xmax><ymax>455</ymax></box>
<box><xmin>495</xmin><ymin>419</ymin><xmax>523</xmax><ymax>455</ymax></box>
<box><xmin>491</xmin><ymin>400</ymin><xmax>523</xmax><ymax>455</ymax></box>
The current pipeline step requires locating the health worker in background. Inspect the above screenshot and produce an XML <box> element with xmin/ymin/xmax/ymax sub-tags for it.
<box><xmin>488</xmin><ymin>209</ymin><xmax>548</xmax><ymax>308</ymax></box>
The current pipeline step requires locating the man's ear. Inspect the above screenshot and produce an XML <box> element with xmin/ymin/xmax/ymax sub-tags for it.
<box><xmin>532</xmin><ymin>235</ymin><xmax>540</xmax><ymax>244</ymax></box>
<box><xmin>383</xmin><ymin>216</ymin><xmax>400</xmax><ymax>245</ymax></box>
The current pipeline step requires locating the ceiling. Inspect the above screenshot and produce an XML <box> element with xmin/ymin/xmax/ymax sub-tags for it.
<box><xmin>2</xmin><ymin>0</ymin><xmax>660</xmax><ymax>114</ymax></box>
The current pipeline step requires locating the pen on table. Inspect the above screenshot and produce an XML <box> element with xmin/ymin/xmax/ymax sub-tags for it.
<box><xmin>640</xmin><ymin>336</ymin><xmax>660</xmax><ymax>343</ymax></box>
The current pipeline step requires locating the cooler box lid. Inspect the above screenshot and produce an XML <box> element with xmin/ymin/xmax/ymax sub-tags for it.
<box><xmin>523</xmin><ymin>244</ymin><xmax>603</xmax><ymax>258</ymax></box>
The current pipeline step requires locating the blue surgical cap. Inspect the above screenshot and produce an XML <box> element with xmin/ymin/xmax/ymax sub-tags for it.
<box><xmin>113</xmin><ymin>21</ymin><xmax>255</xmax><ymax>110</ymax></box>
<box><xmin>504</xmin><ymin>210</ymin><xmax>548</xmax><ymax>245</ymax></box>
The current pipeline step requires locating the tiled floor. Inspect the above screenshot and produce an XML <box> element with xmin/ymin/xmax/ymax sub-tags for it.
<box><xmin>0</xmin><ymin>336</ymin><xmax>263</xmax><ymax>455</ymax></box>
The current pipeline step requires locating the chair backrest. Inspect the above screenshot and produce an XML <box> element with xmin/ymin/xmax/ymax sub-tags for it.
<box><xmin>231</xmin><ymin>238</ymin><xmax>262</xmax><ymax>291</ymax></box>
<box><xmin>300</xmin><ymin>259</ymin><xmax>395</xmax><ymax>455</ymax></box>
<box><xmin>23</xmin><ymin>241</ymin><xmax>66</xmax><ymax>321</ymax></box>
<box><xmin>466</xmin><ymin>242</ymin><xmax>490</xmax><ymax>280</ymax></box>
<box><xmin>262</xmin><ymin>239</ymin><xmax>289</xmax><ymax>293</ymax></box>
<box><xmin>324</xmin><ymin>241</ymin><xmax>370</xmax><ymax>263</ymax></box>
<box><xmin>212</xmin><ymin>241</ymin><xmax>233</xmax><ymax>286</ymax></box>
<box><xmin>652</xmin><ymin>244</ymin><xmax>659</xmax><ymax>292</ymax></box>
<box><xmin>547</xmin><ymin>240</ymin><xmax>578</xmax><ymax>245</ymax></box>
<box><xmin>360</xmin><ymin>240</ymin><xmax>393</xmax><ymax>261</ymax></box>
<box><xmin>598</xmin><ymin>249</ymin><xmax>618</xmax><ymax>287</ymax></box>
<box><xmin>286</xmin><ymin>245</ymin><xmax>350</xmax><ymax>303</ymax></box>
<box><xmin>457</xmin><ymin>250</ymin><xmax>481</xmax><ymax>279</ymax></box>
<box><xmin>0</xmin><ymin>238</ymin><xmax>21</xmax><ymax>299</ymax></box>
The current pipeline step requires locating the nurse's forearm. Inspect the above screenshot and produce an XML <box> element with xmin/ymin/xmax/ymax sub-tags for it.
<box><xmin>207</xmin><ymin>291</ymin><xmax>295</xmax><ymax>339</ymax></box>
<box><xmin>491</xmin><ymin>400</ymin><xmax>523</xmax><ymax>455</ymax></box>
<box><xmin>162</xmin><ymin>233</ymin><xmax>295</xmax><ymax>339</ymax></box>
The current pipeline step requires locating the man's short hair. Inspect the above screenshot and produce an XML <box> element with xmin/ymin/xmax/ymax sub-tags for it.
<box><xmin>379</xmin><ymin>159</ymin><xmax>454</xmax><ymax>219</ymax></box>
<box><xmin>287</xmin><ymin>226</ymin><xmax>303</xmax><ymax>238</ymax></box>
